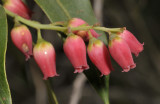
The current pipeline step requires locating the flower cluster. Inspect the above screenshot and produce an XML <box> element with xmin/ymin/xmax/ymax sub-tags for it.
<box><xmin>6</xmin><ymin>0</ymin><xmax>144</xmax><ymax>79</ymax></box>
<box><xmin>66</xmin><ymin>18</ymin><xmax>144</xmax><ymax>75</ymax></box>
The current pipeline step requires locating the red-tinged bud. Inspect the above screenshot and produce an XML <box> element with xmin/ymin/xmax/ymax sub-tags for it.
<box><xmin>4</xmin><ymin>0</ymin><xmax>32</xmax><ymax>19</ymax></box>
<box><xmin>87</xmin><ymin>38</ymin><xmax>113</xmax><ymax>76</ymax></box>
<box><xmin>63</xmin><ymin>34</ymin><xmax>89</xmax><ymax>73</ymax></box>
<box><xmin>109</xmin><ymin>36</ymin><xmax>136</xmax><ymax>72</ymax></box>
<box><xmin>68</xmin><ymin>18</ymin><xmax>87</xmax><ymax>27</ymax></box>
<box><xmin>11</xmin><ymin>25</ymin><xmax>32</xmax><ymax>60</ymax></box>
<box><xmin>68</xmin><ymin>18</ymin><xmax>99</xmax><ymax>41</ymax></box>
<box><xmin>33</xmin><ymin>41</ymin><xmax>58</xmax><ymax>80</ymax></box>
<box><xmin>120</xmin><ymin>30</ymin><xmax>144</xmax><ymax>57</ymax></box>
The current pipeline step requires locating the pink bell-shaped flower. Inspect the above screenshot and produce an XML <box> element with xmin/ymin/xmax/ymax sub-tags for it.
<box><xmin>87</xmin><ymin>38</ymin><xmax>113</xmax><ymax>76</ymax></box>
<box><xmin>68</xmin><ymin>18</ymin><xmax>99</xmax><ymax>41</ymax></box>
<box><xmin>63</xmin><ymin>34</ymin><xmax>89</xmax><ymax>73</ymax></box>
<box><xmin>3</xmin><ymin>0</ymin><xmax>32</xmax><ymax>19</ymax></box>
<box><xmin>120</xmin><ymin>30</ymin><xmax>144</xmax><ymax>56</ymax></box>
<box><xmin>109</xmin><ymin>36</ymin><xmax>136</xmax><ymax>72</ymax></box>
<box><xmin>11</xmin><ymin>25</ymin><xmax>32</xmax><ymax>60</ymax></box>
<box><xmin>33</xmin><ymin>40</ymin><xmax>58</xmax><ymax>80</ymax></box>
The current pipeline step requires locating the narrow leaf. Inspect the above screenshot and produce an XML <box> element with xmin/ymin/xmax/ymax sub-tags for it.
<box><xmin>35</xmin><ymin>0</ymin><xmax>109</xmax><ymax>103</ymax></box>
<box><xmin>0</xmin><ymin>5</ymin><xmax>12</xmax><ymax>104</ymax></box>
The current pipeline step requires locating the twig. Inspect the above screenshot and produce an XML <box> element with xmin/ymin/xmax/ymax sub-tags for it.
<box><xmin>5</xmin><ymin>9</ymin><xmax>123</xmax><ymax>33</ymax></box>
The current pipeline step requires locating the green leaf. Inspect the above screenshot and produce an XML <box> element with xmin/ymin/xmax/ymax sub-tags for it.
<box><xmin>0</xmin><ymin>5</ymin><xmax>12</xmax><ymax>104</ymax></box>
<box><xmin>34</xmin><ymin>0</ymin><xmax>109</xmax><ymax>103</ymax></box>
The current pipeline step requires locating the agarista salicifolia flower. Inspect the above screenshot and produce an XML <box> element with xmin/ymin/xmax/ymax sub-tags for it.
<box><xmin>120</xmin><ymin>30</ymin><xmax>144</xmax><ymax>56</ymax></box>
<box><xmin>68</xmin><ymin>18</ymin><xmax>99</xmax><ymax>41</ymax></box>
<box><xmin>11</xmin><ymin>25</ymin><xmax>32</xmax><ymax>60</ymax></box>
<box><xmin>3</xmin><ymin>0</ymin><xmax>32</xmax><ymax>19</ymax></box>
<box><xmin>109</xmin><ymin>35</ymin><xmax>136</xmax><ymax>72</ymax></box>
<box><xmin>87</xmin><ymin>38</ymin><xmax>113</xmax><ymax>76</ymax></box>
<box><xmin>33</xmin><ymin>40</ymin><xmax>58</xmax><ymax>80</ymax></box>
<box><xmin>63</xmin><ymin>34</ymin><xmax>89</xmax><ymax>73</ymax></box>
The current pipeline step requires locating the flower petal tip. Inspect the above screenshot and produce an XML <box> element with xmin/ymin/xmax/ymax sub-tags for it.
<box><xmin>25</xmin><ymin>55</ymin><xmax>30</xmax><ymax>61</ymax></box>
<box><xmin>74</xmin><ymin>69</ymin><xmax>84</xmax><ymax>73</ymax></box>
<box><xmin>122</xmin><ymin>63</ymin><xmax>136</xmax><ymax>72</ymax></box>
<box><xmin>83</xmin><ymin>65</ymin><xmax>89</xmax><ymax>70</ymax></box>
<box><xmin>100</xmin><ymin>74</ymin><xmax>104</xmax><ymax>77</ymax></box>
<box><xmin>100</xmin><ymin>72</ymin><xmax>110</xmax><ymax>77</ymax></box>
<box><xmin>43</xmin><ymin>74</ymin><xmax>59</xmax><ymax>80</ymax></box>
<box><xmin>135</xmin><ymin>42</ymin><xmax>144</xmax><ymax>57</ymax></box>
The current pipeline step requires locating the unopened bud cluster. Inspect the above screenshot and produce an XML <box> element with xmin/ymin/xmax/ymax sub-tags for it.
<box><xmin>6</xmin><ymin>0</ymin><xmax>144</xmax><ymax>79</ymax></box>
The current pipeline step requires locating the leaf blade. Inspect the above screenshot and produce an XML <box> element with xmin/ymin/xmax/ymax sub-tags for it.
<box><xmin>0</xmin><ymin>5</ymin><xmax>12</xmax><ymax>104</ymax></box>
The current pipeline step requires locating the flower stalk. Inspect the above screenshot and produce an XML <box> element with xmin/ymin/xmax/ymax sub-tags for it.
<box><xmin>37</xmin><ymin>29</ymin><xmax>43</xmax><ymax>41</ymax></box>
<box><xmin>5</xmin><ymin>9</ymin><xmax>123</xmax><ymax>34</ymax></box>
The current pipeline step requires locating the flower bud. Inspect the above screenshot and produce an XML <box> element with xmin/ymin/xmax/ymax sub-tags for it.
<box><xmin>87</xmin><ymin>38</ymin><xmax>113</xmax><ymax>76</ymax></box>
<box><xmin>33</xmin><ymin>41</ymin><xmax>58</xmax><ymax>80</ymax></box>
<box><xmin>120</xmin><ymin>30</ymin><xmax>144</xmax><ymax>56</ymax></box>
<box><xmin>68</xmin><ymin>18</ymin><xmax>99</xmax><ymax>41</ymax></box>
<box><xmin>3</xmin><ymin>0</ymin><xmax>32</xmax><ymax>19</ymax></box>
<box><xmin>11</xmin><ymin>25</ymin><xmax>32</xmax><ymax>60</ymax></box>
<box><xmin>109</xmin><ymin>36</ymin><xmax>136</xmax><ymax>72</ymax></box>
<box><xmin>63</xmin><ymin>34</ymin><xmax>89</xmax><ymax>73</ymax></box>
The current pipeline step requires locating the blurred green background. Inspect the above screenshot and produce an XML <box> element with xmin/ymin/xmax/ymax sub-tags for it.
<box><xmin>1</xmin><ymin>0</ymin><xmax>160</xmax><ymax>104</ymax></box>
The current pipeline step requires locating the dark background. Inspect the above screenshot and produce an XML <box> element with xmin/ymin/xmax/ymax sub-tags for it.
<box><xmin>1</xmin><ymin>0</ymin><xmax>160</xmax><ymax>104</ymax></box>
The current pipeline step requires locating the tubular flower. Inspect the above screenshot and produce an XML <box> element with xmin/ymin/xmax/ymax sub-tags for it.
<box><xmin>109</xmin><ymin>36</ymin><xmax>136</xmax><ymax>72</ymax></box>
<box><xmin>3</xmin><ymin>0</ymin><xmax>32</xmax><ymax>19</ymax></box>
<box><xmin>120</xmin><ymin>30</ymin><xmax>144</xmax><ymax>57</ymax></box>
<box><xmin>11</xmin><ymin>25</ymin><xmax>32</xmax><ymax>60</ymax></box>
<box><xmin>63</xmin><ymin>34</ymin><xmax>89</xmax><ymax>73</ymax></box>
<box><xmin>68</xmin><ymin>18</ymin><xmax>99</xmax><ymax>41</ymax></box>
<box><xmin>33</xmin><ymin>41</ymin><xmax>58</xmax><ymax>80</ymax></box>
<box><xmin>87</xmin><ymin>38</ymin><xmax>113</xmax><ymax>76</ymax></box>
